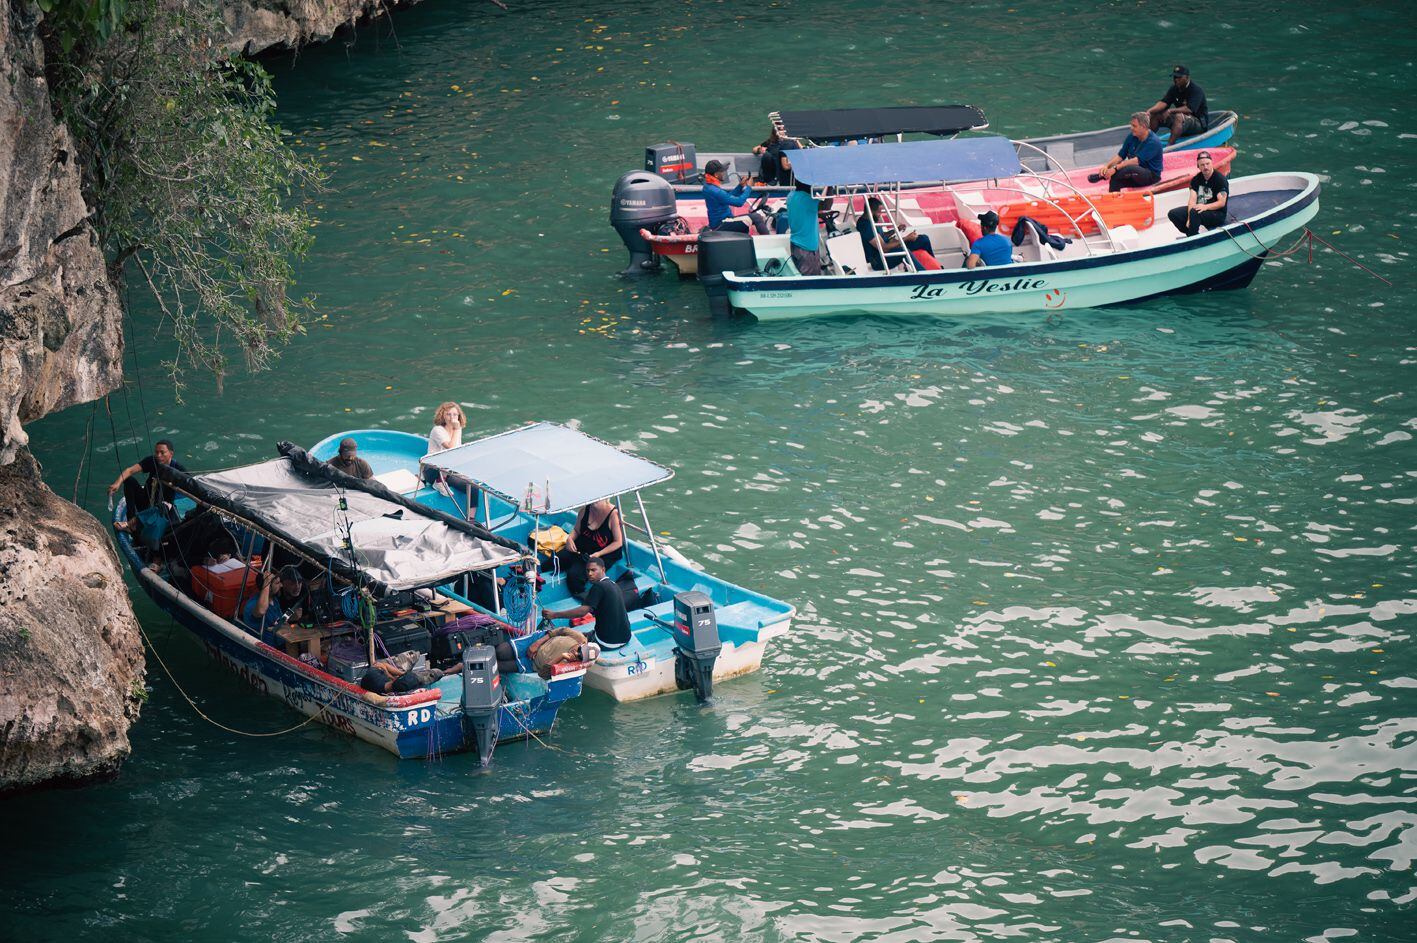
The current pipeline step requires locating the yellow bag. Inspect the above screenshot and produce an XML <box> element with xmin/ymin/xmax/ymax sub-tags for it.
<box><xmin>530</xmin><ymin>524</ymin><xmax>569</xmax><ymax>554</ymax></box>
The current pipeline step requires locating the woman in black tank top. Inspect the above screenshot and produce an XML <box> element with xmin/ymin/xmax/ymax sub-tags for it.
<box><xmin>557</xmin><ymin>499</ymin><xmax>624</xmax><ymax>596</ymax></box>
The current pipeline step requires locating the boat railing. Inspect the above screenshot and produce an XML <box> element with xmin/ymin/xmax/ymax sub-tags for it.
<box><xmin>1013</xmin><ymin>137</ymin><xmax>1064</xmax><ymax>175</ymax></box>
<box><xmin>1003</xmin><ymin>146</ymin><xmax>1120</xmax><ymax>254</ymax></box>
<box><xmin>961</xmin><ymin>184</ymin><xmax>1110</xmax><ymax>257</ymax></box>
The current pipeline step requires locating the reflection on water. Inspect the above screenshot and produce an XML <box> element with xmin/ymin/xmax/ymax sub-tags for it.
<box><xmin>7</xmin><ymin>0</ymin><xmax>1416</xmax><ymax>940</ymax></box>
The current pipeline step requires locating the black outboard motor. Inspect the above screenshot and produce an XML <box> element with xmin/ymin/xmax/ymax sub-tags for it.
<box><xmin>644</xmin><ymin>142</ymin><xmax>699</xmax><ymax>182</ymax></box>
<box><xmin>610</xmin><ymin>171</ymin><xmax>677</xmax><ymax>277</ymax></box>
<box><xmin>460</xmin><ymin>644</ymin><xmax>503</xmax><ymax>767</ymax></box>
<box><xmin>671</xmin><ymin>591</ymin><xmax>720</xmax><ymax>702</ymax></box>
<box><xmin>697</xmin><ymin>229</ymin><xmax>756</xmax><ymax>318</ymax></box>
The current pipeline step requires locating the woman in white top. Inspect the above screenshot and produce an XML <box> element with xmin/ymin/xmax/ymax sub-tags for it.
<box><xmin>427</xmin><ymin>401</ymin><xmax>465</xmax><ymax>455</ymax></box>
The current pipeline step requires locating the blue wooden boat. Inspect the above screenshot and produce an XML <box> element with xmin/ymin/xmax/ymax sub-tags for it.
<box><xmin>114</xmin><ymin>443</ymin><xmax>587</xmax><ymax>764</ymax></box>
<box><xmin>312</xmin><ymin>424</ymin><xmax>796</xmax><ymax>703</ymax></box>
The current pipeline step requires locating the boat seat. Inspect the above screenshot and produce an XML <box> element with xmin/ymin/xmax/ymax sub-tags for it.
<box><xmin>913</xmin><ymin>222</ymin><xmax>970</xmax><ymax>264</ymax></box>
<box><xmin>1015</xmin><ymin>224</ymin><xmax>1058</xmax><ymax>263</ymax></box>
<box><xmin>751</xmin><ymin>233</ymin><xmax>792</xmax><ymax>270</ymax></box>
<box><xmin>826</xmin><ymin>232</ymin><xmax>871</xmax><ymax>276</ymax></box>
<box><xmin>714</xmin><ymin>600</ymin><xmax>788</xmax><ymax>631</ymax></box>
<box><xmin>1108</xmin><ymin>224</ymin><xmax>1139</xmax><ymax>252</ymax></box>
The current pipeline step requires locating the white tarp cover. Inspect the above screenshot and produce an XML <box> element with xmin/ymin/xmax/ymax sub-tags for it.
<box><xmin>420</xmin><ymin>422</ymin><xmax>674</xmax><ymax>515</ymax></box>
<box><xmin>198</xmin><ymin>458</ymin><xmax>522</xmax><ymax>590</ymax></box>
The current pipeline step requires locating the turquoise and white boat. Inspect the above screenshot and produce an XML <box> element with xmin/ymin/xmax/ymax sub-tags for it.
<box><xmin>707</xmin><ymin>138</ymin><xmax>1319</xmax><ymax>320</ymax></box>
<box><xmin>312</xmin><ymin>424</ymin><xmax>796</xmax><ymax>703</ymax></box>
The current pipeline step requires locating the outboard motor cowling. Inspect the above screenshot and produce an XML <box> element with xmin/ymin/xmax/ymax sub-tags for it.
<box><xmin>671</xmin><ymin>591</ymin><xmax>720</xmax><ymax>702</ymax></box>
<box><xmin>611</xmin><ymin>171</ymin><xmax>677</xmax><ymax>277</ymax></box>
<box><xmin>460</xmin><ymin>644</ymin><xmax>503</xmax><ymax>767</ymax></box>
<box><xmin>645</xmin><ymin>142</ymin><xmax>699</xmax><ymax>182</ymax></box>
<box><xmin>697</xmin><ymin>229</ymin><xmax>756</xmax><ymax>318</ymax></box>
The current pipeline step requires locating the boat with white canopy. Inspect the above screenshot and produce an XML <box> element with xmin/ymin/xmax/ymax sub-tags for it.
<box><xmin>312</xmin><ymin>424</ymin><xmax>796</xmax><ymax>703</ymax></box>
<box><xmin>114</xmin><ymin>442</ymin><xmax>589</xmax><ymax>765</ymax></box>
<box><xmin>697</xmin><ymin>137</ymin><xmax>1318</xmax><ymax>320</ymax></box>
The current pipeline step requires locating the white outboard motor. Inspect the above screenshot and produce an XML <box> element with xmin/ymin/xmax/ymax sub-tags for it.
<box><xmin>671</xmin><ymin>591</ymin><xmax>720</xmax><ymax>702</ymax></box>
<box><xmin>460</xmin><ymin>644</ymin><xmax>503</xmax><ymax>767</ymax></box>
<box><xmin>610</xmin><ymin>171</ymin><xmax>677</xmax><ymax>277</ymax></box>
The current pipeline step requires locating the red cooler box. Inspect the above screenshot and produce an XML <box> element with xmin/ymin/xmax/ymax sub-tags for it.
<box><xmin>191</xmin><ymin>557</ymin><xmax>261</xmax><ymax>619</ymax></box>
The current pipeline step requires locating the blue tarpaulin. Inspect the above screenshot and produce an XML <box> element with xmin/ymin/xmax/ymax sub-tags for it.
<box><xmin>421</xmin><ymin>422</ymin><xmax>674</xmax><ymax>514</ymax></box>
<box><xmin>788</xmin><ymin>136</ymin><xmax>1022</xmax><ymax>187</ymax></box>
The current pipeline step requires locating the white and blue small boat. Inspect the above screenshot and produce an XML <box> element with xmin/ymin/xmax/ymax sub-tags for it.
<box><xmin>312</xmin><ymin>423</ymin><xmax>796</xmax><ymax>703</ymax></box>
<box><xmin>115</xmin><ymin>443</ymin><xmax>587</xmax><ymax>764</ymax></box>
<box><xmin>699</xmin><ymin>138</ymin><xmax>1318</xmax><ymax>320</ymax></box>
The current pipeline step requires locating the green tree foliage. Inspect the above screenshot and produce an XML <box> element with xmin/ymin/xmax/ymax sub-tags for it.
<box><xmin>45</xmin><ymin>0</ymin><xmax>324</xmax><ymax>394</ymax></box>
<box><xmin>35</xmin><ymin>0</ymin><xmax>126</xmax><ymax>52</ymax></box>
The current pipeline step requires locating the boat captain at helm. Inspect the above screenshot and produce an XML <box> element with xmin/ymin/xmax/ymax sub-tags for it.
<box><xmin>541</xmin><ymin>557</ymin><xmax>633</xmax><ymax>651</ymax></box>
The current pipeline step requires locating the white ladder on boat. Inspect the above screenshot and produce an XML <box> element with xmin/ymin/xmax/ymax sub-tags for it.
<box><xmin>869</xmin><ymin>194</ymin><xmax>917</xmax><ymax>272</ymax></box>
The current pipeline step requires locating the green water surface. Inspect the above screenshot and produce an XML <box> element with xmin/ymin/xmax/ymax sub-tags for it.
<box><xmin>7</xmin><ymin>1</ymin><xmax>1416</xmax><ymax>940</ymax></box>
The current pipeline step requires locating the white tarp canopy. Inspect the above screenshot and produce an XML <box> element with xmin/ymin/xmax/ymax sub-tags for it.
<box><xmin>197</xmin><ymin>458</ymin><xmax>522</xmax><ymax>590</ymax></box>
<box><xmin>420</xmin><ymin>422</ymin><xmax>674</xmax><ymax>515</ymax></box>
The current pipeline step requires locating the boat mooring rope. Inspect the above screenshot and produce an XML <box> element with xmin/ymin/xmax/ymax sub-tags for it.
<box><xmin>1223</xmin><ymin>221</ymin><xmax>1392</xmax><ymax>287</ymax></box>
<box><xmin>137</xmin><ymin>617</ymin><xmax>323</xmax><ymax>738</ymax></box>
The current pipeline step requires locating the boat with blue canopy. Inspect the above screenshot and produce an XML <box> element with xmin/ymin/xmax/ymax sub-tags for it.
<box><xmin>113</xmin><ymin>442</ymin><xmax>589</xmax><ymax>765</ymax></box>
<box><xmin>691</xmin><ymin>136</ymin><xmax>1318</xmax><ymax>320</ymax></box>
<box><xmin>629</xmin><ymin>104</ymin><xmax>1236</xmax><ymax>199</ymax></box>
<box><xmin>311</xmin><ymin>423</ymin><xmax>796</xmax><ymax>703</ymax></box>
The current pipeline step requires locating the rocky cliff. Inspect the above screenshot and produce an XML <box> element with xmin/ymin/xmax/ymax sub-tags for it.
<box><xmin>0</xmin><ymin>2</ymin><xmax>143</xmax><ymax>793</ymax></box>
<box><xmin>223</xmin><ymin>0</ymin><xmax>427</xmax><ymax>56</ymax></box>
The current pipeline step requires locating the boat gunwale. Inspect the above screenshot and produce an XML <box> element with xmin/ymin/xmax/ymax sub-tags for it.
<box><xmin>724</xmin><ymin>172</ymin><xmax>1319</xmax><ymax>292</ymax></box>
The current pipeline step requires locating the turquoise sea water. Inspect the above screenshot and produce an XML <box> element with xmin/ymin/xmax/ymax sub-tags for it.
<box><xmin>8</xmin><ymin>1</ymin><xmax>1416</xmax><ymax>940</ymax></box>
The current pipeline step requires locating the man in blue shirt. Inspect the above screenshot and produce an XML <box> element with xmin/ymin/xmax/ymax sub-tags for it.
<box><xmin>966</xmin><ymin>211</ymin><xmax>1014</xmax><ymax>268</ymax></box>
<box><xmin>242</xmin><ymin>570</ymin><xmax>285</xmax><ymax>638</ymax></box>
<box><xmin>702</xmin><ymin>160</ymin><xmax>769</xmax><ymax>234</ymax></box>
<box><xmin>1095</xmin><ymin>112</ymin><xmax>1165</xmax><ymax>192</ymax></box>
<box><xmin>785</xmin><ymin>181</ymin><xmax>827</xmax><ymax>275</ymax></box>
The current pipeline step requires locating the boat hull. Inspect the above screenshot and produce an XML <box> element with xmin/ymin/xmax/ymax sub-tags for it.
<box><xmin>118</xmin><ymin>527</ymin><xmax>583</xmax><ymax>759</ymax></box>
<box><xmin>725</xmin><ymin>174</ymin><xmax>1318</xmax><ymax>320</ymax></box>
<box><xmin>586</xmin><ymin>621</ymin><xmax>790</xmax><ymax>702</ymax></box>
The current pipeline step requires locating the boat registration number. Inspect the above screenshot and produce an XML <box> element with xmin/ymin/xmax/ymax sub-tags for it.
<box><xmin>405</xmin><ymin>707</ymin><xmax>433</xmax><ymax>727</ymax></box>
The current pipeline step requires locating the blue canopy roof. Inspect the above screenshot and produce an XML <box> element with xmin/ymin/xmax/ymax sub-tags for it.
<box><xmin>420</xmin><ymin>422</ymin><xmax>674</xmax><ymax>514</ymax></box>
<box><xmin>788</xmin><ymin>136</ymin><xmax>1022</xmax><ymax>187</ymax></box>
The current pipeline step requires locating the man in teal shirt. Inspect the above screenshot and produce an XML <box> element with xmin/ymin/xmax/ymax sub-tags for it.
<box><xmin>784</xmin><ymin>181</ymin><xmax>826</xmax><ymax>275</ymax></box>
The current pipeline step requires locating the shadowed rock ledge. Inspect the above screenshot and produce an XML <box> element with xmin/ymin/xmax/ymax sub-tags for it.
<box><xmin>223</xmin><ymin>0</ymin><xmax>428</xmax><ymax>56</ymax></box>
<box><xmin>0</xmin><ymin>3</ymin><xmax>142</xmax><ymax>794</ymax></box>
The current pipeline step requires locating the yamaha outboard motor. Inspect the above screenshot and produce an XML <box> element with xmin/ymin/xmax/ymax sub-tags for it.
<box><xmin>644</xmin><ymin>142</ymin><xmax>699</xmax><ymax>182</ymax></box>
<box><xmin>672</xmin><ymin>591</ymin><xmax>720</xmax><ymax>702</ymax></box>
<box><xmin>460</xmin><ymin>644</ymin><xmax>503</xmax><ymax>767</ymax></box>
<box><xmin>697</xmin><ymin>229</ymin><xmax>756</xmax><ymax>318</ymax></box>
<box><xmin>610</xmin><ymin>171</ymin><xmax>677</xmax><ymax>277</ymax></box>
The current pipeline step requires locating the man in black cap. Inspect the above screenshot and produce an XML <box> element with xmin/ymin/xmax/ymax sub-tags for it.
<box><xmin>1147</xmin><ymin>65</ymin><xmax>1209</xmax><ymax>142</ymax></box>
<box><xmin>328</xmin><ymin>438</ymin><xmax>374</xmax><ymax>479</ymax></box>
<box><xmin>966</xmin><ymin>211</ymin><xmax>1015</xmax><ymax>269</ymax></box>
<box><xmin>1167</xmin><ymin>150</ymin><xmax>1229</xmax><ymax>236</ymax></box>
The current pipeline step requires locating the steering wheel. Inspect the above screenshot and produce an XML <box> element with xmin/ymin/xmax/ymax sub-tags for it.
<box><xmin>818</xmin><ymin>209</ymin><xmax>840</xmax><ymax>224</ymax></box>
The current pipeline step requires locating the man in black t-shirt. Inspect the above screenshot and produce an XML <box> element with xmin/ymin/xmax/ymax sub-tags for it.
<box><xmin>1167</xmin><ymin>151</ymin><xmax>1229</xmax><ymax>236</ymax></box>
<box><xmin>109</xmin><ymin>439</ymin><xmax>188</xmax><ymax>532</ymax></box>
<box><xmin>1147</xmin><ymin>65</ymin><xmax>1209</xmax><ymax>143</ymax></box>
<box><xmin>541</xmin><ymin>557</ymin><xmax>632</xmax><ymax>650</ymax></box>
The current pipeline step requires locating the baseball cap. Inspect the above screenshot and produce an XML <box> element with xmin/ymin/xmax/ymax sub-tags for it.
<box><xmin>1196</xmin><ymin>150</ymin><xmax>1212</xmax><ymax>161</ymax></box>
<box><xmin>338</xmin><ymin>437</ymin><xmax>358</xmax><ymax>455</ymax></box>
<box><xmin>1172</xmin><ymin>65</ymin><xmax>1190</xmax><ymax>77</ymax></box>
<box><xmin>978</xmin><ymin>210</ymin><xmax>1000</xmax><ymax>227</ymax></box>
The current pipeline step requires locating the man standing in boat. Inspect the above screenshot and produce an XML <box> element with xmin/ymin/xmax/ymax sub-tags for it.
<box><xmin>785</xmin><ymin>180</ymin><xmax>827</xmax><ymax>275</ymax></box>
<box><xmin>1167</xmin><ymin>151</ymin><xmax>1229</xmax><ymax>236</ymax></box>
<box><xmin>1094</xmin><ymin>112</ymin><xmax>1164</xmax><ymax>192</ymax></box>
<box><xmin>1147</xmin><ymin>65</ymin><xmax>1208</xmax><ymax>142</ymax></box>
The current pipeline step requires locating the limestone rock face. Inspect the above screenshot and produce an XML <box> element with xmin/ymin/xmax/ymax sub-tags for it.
<box><xmin>0</xmin><ymin>450</ymin><xmax>145</xmax><ymax>793</ymax></box>
<box><xmin>222</xmin><ymin>0</ymin><xmax>427</xmax><ymax>56</ymax></box>
<box><xmin>0</xmin><ymin>3</ymin><xmax>125</xmax><ymax>467</ymax></box>
<box><xmin>0</xmin><ymin>5</ymin><xmax>141</xmax><ymax>793</ymax></box>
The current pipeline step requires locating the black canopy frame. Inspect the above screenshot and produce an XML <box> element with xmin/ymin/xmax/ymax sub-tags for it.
<box><xmin>773</xmin><ymin>105</ymin><xmax>989</xmax><ymax>143</ymax></box>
